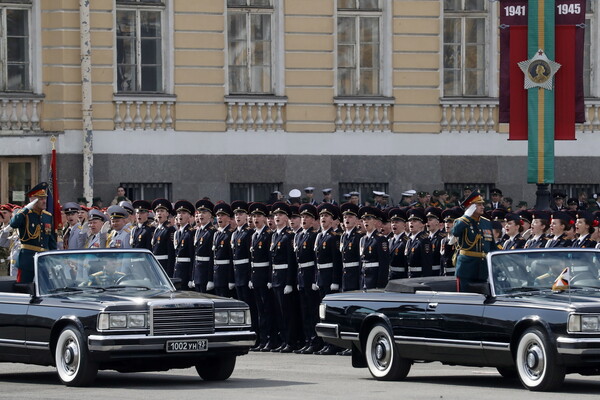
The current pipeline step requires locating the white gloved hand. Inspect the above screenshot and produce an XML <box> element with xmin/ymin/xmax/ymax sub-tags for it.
<box><xmin>188</xmin><ymin>280</ymin><xmax>195</xmax><ymax>289</ymax></box>
<box><xmin>25</xmin><ymin>198</ymin><xmax>39</xmax><ymax>210</ymax></box>
<box><xmin>206</xmin><ymin>281</ymin><xmax>215</xmax><ymax>291</ymax></box>
<box><xmin>228</xmin><ymin>282</ymin><xmax>235</xmax><ymax>290</ymax></box>
<box><xmin>330</xmin><ymin>283</ymin><xmax>339</xmax><ymax>291</ymax></box>
<box><xmin>284</xmin><ymin>285</ymin><xmax>293</xmax><ymax>295</ymax></box>
<box><xmin>311</xmin><ymin>283</ymin><xmax>319</xmax><ymax>291</ymax></box>
<box><xmin>297</xmin><ymin>284</ymin><xmax>300</xmax><ymax>291</ymax></box>
<box><xmin>464</xmin><ymin>204</ymin><xmax>477</xmax><ymax>217</ymax></box>
<box><xmin>267</xmin><ymin>282</ymin><xmax>272</xmax><ymax>289</ymax></box>
<box><xmin>101</xmin><ymin>221</ymin><xmax>110</xmax><ymax>234</ymax></box>
<box><xmin>248</xmin><ymin>281</ymin><xmax>254</xmax><ymax>289</ymax></box>
<box><xmin>1</xmin><ymin>225</ymin><xmax>13</xmax><ymax>234</ymax></box>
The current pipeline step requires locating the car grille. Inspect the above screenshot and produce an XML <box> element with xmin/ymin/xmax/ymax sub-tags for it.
<box><xmin>151</xmin><ymin>303</ymin><xmax>215</xmax><ymax>336</ymax></box>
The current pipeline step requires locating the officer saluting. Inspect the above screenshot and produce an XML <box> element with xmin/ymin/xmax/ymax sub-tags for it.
<box><xmin>9</xmin><ymin>182</ymin><xmax>57</xmax><ymax>283</ymax></box>
<box><xmin>358</xmin><ymin>206</ymin><xmax>389</xmax><ymax>289</ymax></box>
<box><xmin>151</xmin><ymin>198</ymin><xmax>176</xmax><ymax>277</ymax></box>
<box><xmin>106</xmin><ymin>205</ymin><xmax>131</xmax><ymax>249</ymax></box>
<box><xmin>172</xmin><ymin>200</ymin><xmax>195</xmax><ymax>288</ymax></box>
<box><xmin>130</xmin><ymin>200</ymin><xmax>155</xmax><ymax>250</ymax></box>
<box><xmin>192</xmin><ymin>199</ymin><xmax>216</xmax><ymax>292</ymax></box>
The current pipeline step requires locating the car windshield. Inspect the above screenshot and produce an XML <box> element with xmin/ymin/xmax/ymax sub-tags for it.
<box><xmin>35</xmin><ymin>250</ymin><xmax>174</xmax><ymax>295</ymax></box>
<box><xmin>490</xmin><ymin>249</ymin><xmax>600</xmax><ymax>295</ymax></box>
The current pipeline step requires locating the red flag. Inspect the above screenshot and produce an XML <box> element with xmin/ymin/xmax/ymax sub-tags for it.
<box><xmin>508</xmin><ymin>25</ymin><xmax>528</xmax><ymax>140</ymax></box>
<box><xmin>48</xmin><ymin>139</ymin><xmax>62</xmax><ymax>232</ymax></box>
<box><xmin>554</xmin><ymin>25</ymin><xmax>576</xmax><ymax>140</ymax></box>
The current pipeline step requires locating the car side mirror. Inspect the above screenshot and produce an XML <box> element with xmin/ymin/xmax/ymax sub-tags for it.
<box><xmin>467</xmin><ymin>282</ymin><xmax>491</xmax><ymax>296</ymax></box>
<box><xmin>13</xmin><ymin>282</ymin><xmax>35</xmax><ymax>296</ymax></box>
<box><xmin>170</xmin><ymin>277</ymin><xmax>183</xmax><ymax>290</ymax></box>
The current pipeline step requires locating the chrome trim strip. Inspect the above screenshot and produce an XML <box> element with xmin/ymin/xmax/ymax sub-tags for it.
<box><xmin>557</xmin><ymin>336</ymin><xmax>600</xmax><ymax>354</ymax></box>
<box><xmin>0</xmin><ymin>338</ymin><xmax>49</xmax><ymax>349</ymax></box>
<box><xmin>394</xmin><ymin>336</ymin><xmax>510</xmax><ymax>351</ymax></box>
<box><xmin>315</xmin><ymin>323</ymin><xmax>339</xmax><ymax>339</ymax></box>
<box><xmin>340</xmin><ymin>332</ymin><xmax>359</xmax><ymax>340</ymax></box>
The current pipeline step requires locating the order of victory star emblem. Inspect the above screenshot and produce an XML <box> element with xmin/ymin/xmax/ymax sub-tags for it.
<box><xmin>518</xmin><ymin>49</ymin><xmax>561</xmax><ymax>90</ymax></box>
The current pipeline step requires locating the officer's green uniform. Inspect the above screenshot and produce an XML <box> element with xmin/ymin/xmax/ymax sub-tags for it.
<box><xmin>87</xmin><ymin>270</ymin><xmax>126</xmax><ymax>286</ymax></box>
<box><xmin>10</xmin><ymin>207</ymin><xmax>57</xmax><ymax>283</ymax></box>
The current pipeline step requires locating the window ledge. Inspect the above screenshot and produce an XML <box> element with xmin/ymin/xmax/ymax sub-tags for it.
<box><xmin>0</xmin><ymin>93</ymin><xmax>44</xmax><ymax>132</ymax></box>
<box><xmin>225</xmin><ymin>95</ymin><xmax>288</xmax><ymax>132</ymax></box>
<box><xmin>113</xmin><ymin>94</ymin><xmax>176</xmax><ymax>131</ymax></box>
<box><xmin>334</xmin><ymin>97</ymin><xmax>394</xmax><ymax>132</ymax></box>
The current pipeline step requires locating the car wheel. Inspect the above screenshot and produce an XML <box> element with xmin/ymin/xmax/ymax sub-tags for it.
<box><xmin>195</xmin><ymin>355</ymin><xmax>236</xmax><ymax>381</ymax></box>
<box><xmin>515</xmin><ymin>328</ymin><xmax>565</xmax><ymax>391</ymax></box>
<box><xmin>496</xmin><ymin>366</ymin><xmax>518</xmax><ymax>379</ymax></box>
<box><xmin>55</xmin><ymin>326</ymin><xmax>98</xmax><ymax>386</ymax></box>
<box><xmin>364</xmin><ymin>323</ymin><xmax>411</xmax><ymax>381</ymax></box>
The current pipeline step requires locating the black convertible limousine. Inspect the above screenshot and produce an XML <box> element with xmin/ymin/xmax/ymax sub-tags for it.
<box><xmin>0</xmin><ymin>249</ymin><xmax>255</xmax><ymax>386</ymax></box>
<box><xmin>316</xmin><ymin>248</ymin><xmax>600</xmax><ymax>391</ymax></box>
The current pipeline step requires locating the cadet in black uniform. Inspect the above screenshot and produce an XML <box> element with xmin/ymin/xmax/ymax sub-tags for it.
<box><xmin>269</xmin><ymin>202</ymin><xmax>298</xmax><ymax>353</ymax></box>
<box><xmin>248</xmin><ymin>202</ymin><xmax>274</xmax><ymax>352</ymax></box>
<box><xmin>192</xmin><ymin>199</ymin><xmax>216</xmax><ymax>292</ymax></box>
<box><xmin>212</xmin><ymin>202</ymin><xmax>234</xmax><ymax>297</ymax></box>
<box><xmin>358</xmin><ymin>206</ymin><xmax>389</xmax><ymax>289</ymax></box>
<box><xmin>231</xmin><ymin>200</ymin><xmax>255</xmax><ymax>316</ymax></box>
<box><xmin>425</xmin><ymin>207</ymin><xmax>446</xmax><ymax>276</ymax></box>
<box><xmin>440</xmin><ymin>208</ymin><xmax>459</xmax><ymax>276</ymax></box>
<box><xmin>502</xmin><ymin>213</ymin><xmax>527</xmax><ymax>250</ymax></box>
<box><xmin>173</xmin><ymin>200</ymin><xmax>195</xmax><ymax>288</ymax></box>
<box><xmin>546</xmin><ymin>211</ymin><xmax>574</xmax><ymax>248</ymax></box>
<box><xmin>151</xmin><ymin>198</ymin><xmax>176</xmax><ymax>277</ymax></box>
<box><xmin>387</xmin><ymin>207</ymin><xmax>409</xmax><ymax>280</ymax></box>
<box><xmin>573</xmin><ymin>211</ymin><xmax>598</xmax><ymax>248</ymax></box>
<box><xmin>294</xmin><ymin>203</ymin><xmax>320</xmax><ymax>354</ymax></box>
<box><xmin>340</xmin><ymin>202</ymin><xmax>363</xmax><ymax>291</ymax></box>
<box><xmin>524</xmin><ymin>210</ymin><xmax>550</xmax><ymax>249</ymax></box>
<box><xmin>405</xmin><ymin>208</ymin><xmax>433</xmax><ymax>278</ymax></box>
<box><xmin>131</xmin><ymin>200</ymin><xmax>155</xmax><ymax>250</ymax></box>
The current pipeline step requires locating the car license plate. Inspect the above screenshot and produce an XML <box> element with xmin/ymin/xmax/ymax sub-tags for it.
<box><xmin>166</xmin><ymin>339</ymin><xmax>208</xmax><ymax>353</ymax></box>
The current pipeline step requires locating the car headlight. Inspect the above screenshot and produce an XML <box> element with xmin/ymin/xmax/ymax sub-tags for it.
<box><xmin>319</xmin><ymin>303</ymin><xmax>327</xmax><ymax>320</ymax></box>
<box><xmin>568</xmin><ymin>314</ymin><xmax>600</xmax><ymax>332</ymax></box>
<box><xmin>98</xmin><ymin>313</ymin><xmax>148</xmax><ymax>331</ymax></box>
<box><xmin>214</xmin><ymin>309</ymin><xmax>251</xmax><ymax>326</ymax></box>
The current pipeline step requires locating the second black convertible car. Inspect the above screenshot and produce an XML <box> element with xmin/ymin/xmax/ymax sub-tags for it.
<box><xmin>0</xmin><ymin>249</ymin><xmax>255</xmax><ymax>386</ymax></box>
<box><xmin>317</xmin><ymin>249</ymin><xmax>600</xmax><ymax>391</ymax></box>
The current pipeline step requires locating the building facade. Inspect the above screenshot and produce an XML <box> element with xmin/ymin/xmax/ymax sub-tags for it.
<box><xmin>1</xmin><ymin>0</ymin><xmax>599</xmax><ymax>206</ymax></box>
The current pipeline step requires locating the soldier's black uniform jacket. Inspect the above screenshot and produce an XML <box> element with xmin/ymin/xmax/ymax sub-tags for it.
<box><xmin>213</xmin><ymin>227</ymin><xmax>234</xmax><ymax>288</ymax></box>
<box><xmin>151</xmin><ymin>222</ymin><xmax>176</xmax><ymax>277</ymax></box>
<box><xmin>572</xmin><ymin>234</ymin><xmax>597</xmax><ymax>248</ymax></box>
<box><xmin>131</xmin><ymin>221</ymin><xmax>155</xmax><ymax>250</ymax></box>
<box><xmin>231</xmin><ymin>223</ymin><xmax>254</xmax><ymax>287</ymax></box>
<box><xmin>502</xmin><ymin>234</ymin><xmax>526</xmax><ymax>250</ymax></box>
<box><xmin>270</xmin><ymin>228</ymin><xmax>297</xmax><ymax>287</ymax></box>
<box><xmin>359</xmin><ymin>231</ymin><xmax>390</xmax><ymax>289</ymax></box>
<box><xmin>250</xmin><ymin>226</ymin><xmax>272</xmax><ymax>286</ymax></box>
<box><xmin>439</xmin><ymin>235</ymin><xmax>457</xmax><ymax>276</ymax></box>
<box><xmin>524</xmin><ymin>234</ymin><xmax>548</xmax><ymax>249</ymax></box>
<box><xmin>314</xmin><ymin>227</ymin><xmax>342</xmax><ymax>291</ymax></box>
<box><xmin>193</xmin><ymin>222</ymin><xmax>216</xmax><ymax>285</ymax></box>
<box><xmin>405</xmin><ymin>231</ymin><xmax>433</xmax><ymax>278</ymax></box>
<box><xmin>340</xmin><ymin>226</ymin><xmax>363</xmax><ymax>291</ymax></box>
<box><xmin>295</xmin><ymin>227</ymin><xmax>318</xmax><ymax>289</ymax></box>
<box><xmin>429</xmin><ymin>230</ymin><xmax>446</xmax><ymax>276</ymax></box>
<box><xmin>173</xmin><ymin>224</ymin><xmax>195</xmax><ymax>283</ymax></box>
<box><xmin>388</xmin><ymin>232</ymin><xmax>409</xmax><ymax>280</ymax></box>
<box><xmin>545</xmin><ymin>233</ymin><xmax>573</xmax><ymax>248</ymax></box>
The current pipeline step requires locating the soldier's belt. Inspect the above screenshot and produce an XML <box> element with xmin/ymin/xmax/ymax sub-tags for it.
<box><xmin>362</xmin><ymin>262</ymin><xmax>379</xmax><ymax>268</ymax></box>
<box><xmin>317</xmin><ymin>263</ymin><xmax>333</xmax><ymax>269</ymax></box>
<box><xmin>432</xmin><ymin>265</ymin><xmax>441</xmax><ymax>271</ymax></box>
<box><xmin>390</xmin><ymin>267</ymin><xmax>406</xmax><ymax>272</ymax></box>
<box><xmin>214</xmin><ymin>259</ymin><xmax>230</xmax><ymax>265</ymax></box>
<box><xmin>409</xmin><ymin>267</ymin><xmax>422</xmax><ymax>272</ymax></box>
<box><xmin>343</xmin><ymin>262</ymin><xmax>359</xmax><ymax>268</ymax></box>
<box><xmin>195</xmin><ymin>256</ymin><xmax>210</xmax><ymax>262</ymax></box>
<box><xmin>459</xmin><ymin>250</ymin><xmax>486</xmax><ymax>258</ymax></box>
<box><xmin>154</xmin><ymin>255</ymin><xmax>169</xmax><ymax>260</ymax></box>
<box><xmin>298</xmin><ymin>261</ymin><xmax>315</xmax><ymax>268</ymax></box>
<box><xmin>445</xmin><ymin>267</ymin><xmax>456</xmax><ymax>273</ymax></box>
<box><xmin>272</xmin><ymin>264</ymin><xmax>287</xmax><ymax>270</ymax></box>
<box><xmin>175</xmin><ymin>257</ymin><xmax>191</xmax><ymax>263</ymax></box>
<box><xmin>233</xmin><ymin>258</ymin><xmax>250</xmax><ymax>265</ymax></box>
<box><xmin>21</xmin><ymin>244</ymin><xmax>46</xmax><ymax>252</ymax></box>
<box><xmin>252</xmin><ymin>262</ymin><xmax>269</xmax><ymax>268</ymax></box>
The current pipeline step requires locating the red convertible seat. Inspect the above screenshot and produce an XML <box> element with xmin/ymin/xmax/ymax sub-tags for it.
<box><xmin>0</xmin><ymin>276</ymin><xmax>17</xmax><ymax>293</ymax></box>
<box><xmin>385</xmin><ymin>276</ymin><xmax>458</xmax><ymax>293</ymax></box>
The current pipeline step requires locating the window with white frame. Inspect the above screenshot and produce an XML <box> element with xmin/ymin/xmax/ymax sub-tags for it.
<box><xmin>443</xmin><ymin>0</ymin><xmax>487</xmax><ymax>97</ymax></box>
<box><xmin>227</xmin><ymin>0</ymin><xmax>273</xmax><ymax>94</ymax></box>
<box><xmin>116</xmin><ymin>0</ymin><xmax>164</xmax><ymax>93</ymax></box>
<box><xmin>337</xmin><ymin>0</ymin><xmax>381</xmax><ymax>96</ymax></box>
<box><xmin>0</xmin><ymin>2</ymin><xmax>31</xmax><ymax>91</ymax></box>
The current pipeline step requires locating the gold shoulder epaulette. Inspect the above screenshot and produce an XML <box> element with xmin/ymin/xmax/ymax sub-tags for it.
<box><xmin>480</xmin><ymin>216</ymin><xmax>490</xmax><ymax>222</ymax></box>
<box><xmin>42</xmin><ymin>210</ymin><xmax>52</xmax><ymax>216</ymax></box>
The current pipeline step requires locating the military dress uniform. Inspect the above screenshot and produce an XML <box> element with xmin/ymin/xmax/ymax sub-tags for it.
<box><xmin>9</xmin><ymin>183</ymin><xmax>57</xmax><ymax>283</ymax></box>
<box><xmin>524</xmin><ymin>234</ymin><xmax>548</xmax><ymax>249</ymax></box>
<box><xmin>502</xmin><ymin>234</ymin><xmax>526</xmax><ymax>250</ymax></box>
<box><xmin>193</xmin><ymin>222</ymin><xmax>216</xmax><ymax>291</ymax></box>
<box><xmin>212</xmin><ymin>203</ymin><xmax>235</xmax><ymax>298</ymax></box>
<box><xmin>106</xmin><ymin>227</ymin><xmax>131</xmax><ymax>249</ymax></box>
<box><xmin>315</xmin><ymin>228</ymin><xmax>342</xmax><ymax>298</ymax></box>
<box><xmin>231</xmin><ymin>201</ymin><xmax>254</xmax><ymax>303</ymax></box>
<box><xmin>249</xmin><ymin>202</ymin><xmax>274</xmax><ymax>351</ymax></box>
<box><xmin>130</xmin><ymin>221</ymin><xmax>154</xmax><ymax>250</ymax></box>
<box><xmin>151</xmin><ymin>198</ymin><xmax>176</xmax><ymax>277</ymax></box>
<box><xmin>173</xmin><ymin>223</ymin><xmax>195</xmax><ymax>284</ymax></box>
<box><xmin>545</xmin><ymin>233</ymin><xmax>573</xmax><ymax>248</ymax></box>
<box><xmin>572</xmin><ymin>233</ymin><xmax>597</xmax><ymax>248</ymax></box>
<box><xmin>340</xmin><ymin>226</ymin><xmax>363</xmax><ymax>291</ymax></box>
<box><xmin>388</xmin><ymin>232</ymin><xmax>409</xmax><ymax>280</ymax></box>
<box><xmin>358</xmin><ymin>207</ymin><xmax>390</xmax><ymax>289</ymax></box>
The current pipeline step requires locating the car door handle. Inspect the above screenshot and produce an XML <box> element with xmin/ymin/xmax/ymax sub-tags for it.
<box><xmin>427</xmin><ymin>302</ymin><xmax>438</xmax><ymax>310</ymax></box>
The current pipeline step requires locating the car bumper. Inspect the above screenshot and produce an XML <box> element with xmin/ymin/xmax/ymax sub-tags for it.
<box><xmin>88</xmin><ymin>330</ymin><xmax>256</xmax><ymax>352</ymax></box>
<box><xmin>557</xmin><ymin>336</ymin><xmax>600</xmax><ymax>355</ymax></box>
<box><xmin>316</xmin><ymin>323</ymin><xmax>339</xmax><ymax>339</ymax></box>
